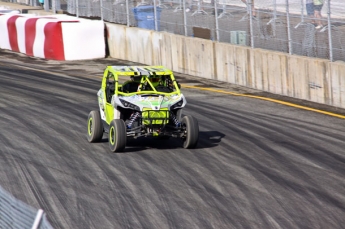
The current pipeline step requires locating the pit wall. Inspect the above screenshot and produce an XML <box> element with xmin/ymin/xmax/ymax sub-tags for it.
<box><xmin>106</xmin><ymin>23</ymin><xmax>345</xmax><ymax>109</ymax></box>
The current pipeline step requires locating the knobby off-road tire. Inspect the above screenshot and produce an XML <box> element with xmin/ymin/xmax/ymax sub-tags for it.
<box><xmin>109</xmin><ymin>119</ymin><xmax>127</xmax><ymax>152</ymax></box>
<box><xmin>181</xmin><ymin>115</ymin><xmax>199</xmax><ymax>149</ymax></box>
<box><xmin>87</xmin><ymin>110</ymin><xmax>103</xmax><ymax>143</ymax></box>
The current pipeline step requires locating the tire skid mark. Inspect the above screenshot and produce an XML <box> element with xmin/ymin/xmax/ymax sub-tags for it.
<box><xmin>84</xmin><ymin>157</ymin><xmax>136</xmax><ymax>228</ymax></box>
<box><xmin>134</xmin><ymin>153</ymin><xmax>183</xmax><ymax>229</ymax></box>
<box><xmin>1</xmin><ymin>112</ymin><xmax>72</xmax><ymax>228</ymax></box>
<box><xmin>221</xmin><ymin>110</ymin><xmax>345</xmax><ymax>174</ymax></box>
<box><xmin>219</xmin><ymin>126</ymin><xmax>343</xmax><ymax>228</ymax></box>
<box><xmin>214</xmin><ymin>139</ymin><xmax>299</xmax><ymax>228</ymax></box>
<box><xmin>131</xmin><ymin>151</ymin><xmax>232</xmax><ymax>228</ymax></box>
<box><xmin>170</xmin><ymin>153</ymin><xmax>237</xmax><ymax>228</ymax></box>
<box><xmin>108</xmin><ymin>157</ymin><xmax>166</xmax><ymax>228</ymax></box>
<box><xmin>186</xmin><ymin>99</ymin><xmax>345</xmax><ymax>228</ymax></box>
<box><xmin>27</xmin><ymin>166</ymin><xmax>71</xmax><ymax>229</ymax></box>
<box><xmin>0</xmin><ymin>154</ymin><xmax>68</xmax><ymax>229</ymax></box>
<box><xmin>92</xmin><ymin>155</ymin><xmax>159</xmax><ymax>229</ymax></box>
<box><xmin>188</xmin><ymin>101</ymin><xmax>345</xmax><ymax>173</ymax></box>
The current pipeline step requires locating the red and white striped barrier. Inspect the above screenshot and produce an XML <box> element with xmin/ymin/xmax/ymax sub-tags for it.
<box><xmin>0</xmin><ymin>14</ymin><xmax>105</xmax><ymax>60</ymax></box>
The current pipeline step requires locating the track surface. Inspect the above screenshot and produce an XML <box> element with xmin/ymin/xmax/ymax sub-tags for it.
<box><xmin>1</xmin><ymin>50</ymin><xmax>345</xmax><ymax>229</ymax></box>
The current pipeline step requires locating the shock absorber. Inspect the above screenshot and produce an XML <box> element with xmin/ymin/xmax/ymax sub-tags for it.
<box><xmin>127</xmin><ymin>112</ymin><xmax>140</xmax><ymax>129</ymax></box>
<box><xmin>170</xmin><ymin>112</ymin><xmax>180</xmax><ymax>127</ymax></box>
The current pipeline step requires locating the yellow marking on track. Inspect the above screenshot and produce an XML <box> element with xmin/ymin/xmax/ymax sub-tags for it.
<box><xmin>182</xmin><ymin>84</ymin><xmax>345</xmax><ymax>119</ymax></box>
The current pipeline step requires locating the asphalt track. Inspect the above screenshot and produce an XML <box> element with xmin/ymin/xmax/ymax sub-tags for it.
<box><xmin>1</xmin><ymin>49</ymin><xmax>345</xmax><ymax>229</ymax></box>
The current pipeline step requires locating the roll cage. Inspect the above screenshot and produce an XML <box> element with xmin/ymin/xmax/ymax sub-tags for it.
<box><xmin>102</xmin><ymin>66</ymin><xmax>181</xmax><ymax>102</ymax></box>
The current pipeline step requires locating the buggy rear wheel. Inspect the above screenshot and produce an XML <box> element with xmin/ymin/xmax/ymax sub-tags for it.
<box><xmin>109</xmin><ymin>119</ymin><xmax>127</xmax><ymax>152</ymax></box>
<box><xmin>181</xmin><ymin>115</ymin><xmax>199</xmax><ymax>149</ymax></box>
<box><xmin>87</xmin><ymin>110</ymin><xmax>103</xmax><ymax>143</ymax></box>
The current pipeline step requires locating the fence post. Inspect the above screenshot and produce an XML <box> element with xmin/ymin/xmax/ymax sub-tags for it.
<box><xmin>286</xmin><ymin>0</ymin><xmax>292</xmax><ymax>55</ymax></box>
<box><xmin>267</xmin><ymin>0</ymin><xmax>277</xmax><ymax>36</ymax></box>
<box><xmin>154</xmin><ymin>0</ymin><xmax>158</xmax><ymax>31</ymax></box>
<box><xmin>267</xmin><ymin>0</ymin><xmax>277</xmax><ymax>25</ymax></box>
<box><xmin>76</xmin><ymin>0</ymin><xmax>79</xmax><ymax>17</ymax></box>
<box><xmin>56</xmin><ymin>0</ymin><xmax>61</xmax><ymax>10</ymax></box>
<box><xmin>249</xmin><ymin>0</ymin><xmax>254</xmax><ymax>48</ymax></box>
<box><xmin>100</xmin><ymin>0</ymin><xmax>103</xmax><ymax>20</ymax></box>
<box><xmin>327</xmin><ymin>0</ymin><xmax>333</xmax><ymax>61</ymax></box>
<box><xmin>31</xmin><ymin>209</ymin><xmax>44</xmax><ymax>229</ymax></box>
<box><xmin>126</xmin><ymin>0</ymin><xmax>130</xmax><ymax>27</ymax></box>
<box><xmin>52</xmin><ymin>0</ymin><xmax>56</xmax><ymax>14</ymax></box>
<box><xmin>44</xmin><ymin>0</ymin><xmax>49</xmax><ymax>11</ymax></box>
<box><xmin>294</xmin><ymin>0</ymin><xmax>305</xmax><ymax>28</ymax></box>
<box><xmin>183</xmin><ymin>0</ymin><xmax>187</xmax><ymax>36</ymax></box>
<box><xmin>214</xmin><ymin>0</ymin><xmax>219</xmax><ymax>41</ymax></box>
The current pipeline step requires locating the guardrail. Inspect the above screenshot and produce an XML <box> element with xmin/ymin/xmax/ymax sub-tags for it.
<box><xmin>0</xmin><ymin>186</ymin><xmax>53</xmax><ymax>229</ymax></box>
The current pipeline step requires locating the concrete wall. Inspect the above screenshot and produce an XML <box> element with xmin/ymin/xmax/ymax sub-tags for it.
<box><xmin>106</xmin><ymin>22</ymin><xmax>345</xmax><ymax>109</ymax></box>
<box><xmin>329</xmin><ymin>61</ymin><xmax>345</xmax><ymax>108</ymax></box>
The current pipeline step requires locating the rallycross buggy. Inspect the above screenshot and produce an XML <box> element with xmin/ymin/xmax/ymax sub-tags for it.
<box><xmin>87</xmin><ymin>66</ymin><xmax>199</xmax><ymax>152</ymax></box>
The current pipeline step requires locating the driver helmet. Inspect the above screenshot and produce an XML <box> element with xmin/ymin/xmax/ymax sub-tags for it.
<box><xmin>148</xmin><ymin>75</ymin><xmax>162</xmax><ymax>87</ymax></box>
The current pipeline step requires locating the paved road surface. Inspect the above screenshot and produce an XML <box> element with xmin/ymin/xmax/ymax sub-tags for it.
<box><xmin>1</xmin><ymin>49</ymin><xmax>345</xmax><ymax>229</ymax></box>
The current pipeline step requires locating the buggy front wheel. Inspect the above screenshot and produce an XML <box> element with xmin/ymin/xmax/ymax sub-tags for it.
<box><xmin>109</xmin><ymin>119</ymin><xmax>127</xmax><ymax>152</ymax></box>
<box><xmin>181</xmin><ymin>115</ymin><xmax>199</xmax><ymax>149</ymax></box>
<box><xmin>87</xmin><ymin>110</ymin><xmax>103</xmax><ymax>143</ymax></box>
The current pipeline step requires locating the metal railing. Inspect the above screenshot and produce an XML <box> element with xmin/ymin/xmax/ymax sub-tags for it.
<box><xmin>0</xmin><ymin>186</ymin><xmax>53</xmax><ymax>229</ymax></box>
<box><xmin>2</xmin><ymin>0</ymin><xmax>345</xmax><ymax>61</ymax></box>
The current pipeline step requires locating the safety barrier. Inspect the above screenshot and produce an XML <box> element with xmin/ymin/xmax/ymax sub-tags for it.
<box><xmin>0</xmin><ymin>13</ymin><xmax>105</xmax><ymax>60</ymax></box>
<box><xmin>0</xmin><ymin>186</ymin><xmax>53</xmax><ymax>229</ymax></box>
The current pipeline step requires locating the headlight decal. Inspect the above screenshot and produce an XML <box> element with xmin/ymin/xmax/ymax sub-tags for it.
<box><xmin>119</xmin><ymin>98</ymin><xmax>140</xmax><ymax>110</ymax></box>
<box><xmin>170</xmin><ymin>99</ymin><xmax>184</xmax><ymax>110</ymax></box>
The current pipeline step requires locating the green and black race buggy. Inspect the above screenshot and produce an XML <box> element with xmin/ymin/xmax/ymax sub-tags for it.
<box><xmin>87</xmin><ymin>66</ymin><xmax>199</xmax><ymax>152</ymax></box>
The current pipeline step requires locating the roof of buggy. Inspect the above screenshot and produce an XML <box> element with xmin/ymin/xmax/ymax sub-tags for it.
<box><xmin>108</xmin><ymin>66</ymin><xmax>173</xmax><ymax>75</ymax></box>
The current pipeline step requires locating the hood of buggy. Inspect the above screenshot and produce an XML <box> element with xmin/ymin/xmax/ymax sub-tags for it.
<box><xmin>118</xmin><ymin>94</ymin><xmax>184</xmax><ymax>111</ymax></box>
